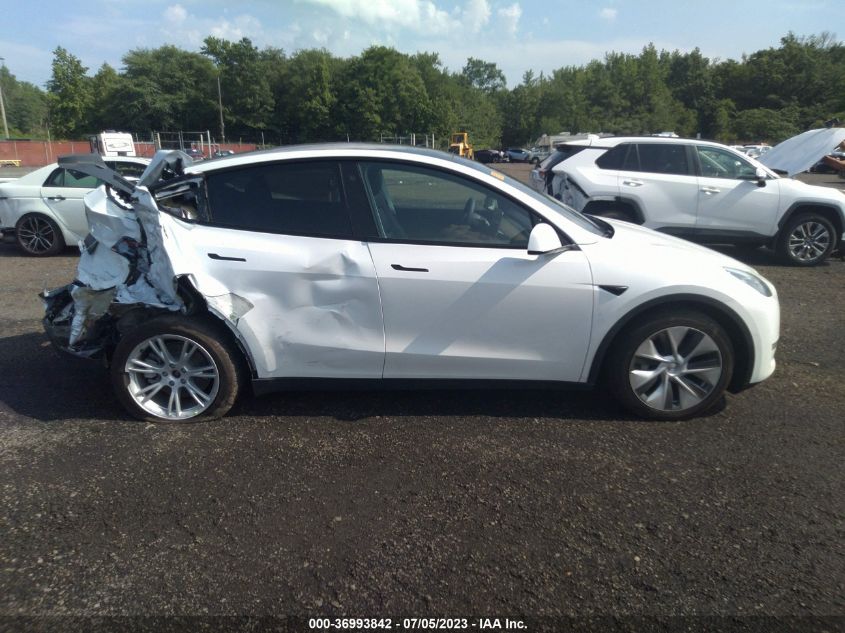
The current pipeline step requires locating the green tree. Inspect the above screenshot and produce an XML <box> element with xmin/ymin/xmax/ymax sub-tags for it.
<box><xmin>461</xmin><ymin>58</ymin><xmax>506</xmax><ymax>93</ymax></box>
<box><xmin>202</xmin><ymin>37</ymin><xmax>275</xmax><ymax>137</ymax></box>
<box><xmin>47</xmin><ymin>46</ymin><xmax>91</xmax><ymax>138</ymax></box>
<box><xmin>118</xmin><ymin>46</ymin><xmax>217</xmax><ymax>132</ymax></box>
<box><xmin>0</xmin><ymin>65</ymin><xmax>48</xmax><ymax>137</ymax></box>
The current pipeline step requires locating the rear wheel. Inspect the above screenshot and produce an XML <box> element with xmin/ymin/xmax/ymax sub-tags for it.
<box><xmin>110</xmin><ymin>315</ymin><xmax>244</xmax><ymax>422</ymax></box>
<box><xmin>776</xmin><ymin>213</ymin><xmax>836</xmax><ymax>266</ymax></box>
<box><xmin>16</xmin><ymin>214</ymin><xmax>65</xmax><ymax>256</ymax></box>
<box><xmin>606</xmin><ymin>310</ymin><xmax>734</xmax><ymax>420</ymax></box>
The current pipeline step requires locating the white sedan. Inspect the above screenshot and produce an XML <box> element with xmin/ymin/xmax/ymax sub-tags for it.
<box><xmin>42</xmin><ymin>146</ymin><xmax>779</xmax><ymax>422</ymax></box>
<box><xmin>0</xmin><ymin>156</ymin><xmax>150</xmax><ymax>255</ymax></box>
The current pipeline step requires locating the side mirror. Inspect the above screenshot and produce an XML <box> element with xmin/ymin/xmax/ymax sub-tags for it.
<box><xmin>528</xmin><ymin>223</ymin><xmax>564</xmax><ymax>255</ymax></box>
<box><xmin>755</xmin><ymin>167</ymin><xmax>767</xmax><ymax>187</ymax></box>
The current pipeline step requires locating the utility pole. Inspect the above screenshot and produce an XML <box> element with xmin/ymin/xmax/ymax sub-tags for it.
<box><xmin>0</xmin><ymin>57</ymin><xmax>10</xmax><ymax>140</ymax></box>
<box><xmin>216</xmin><ymin>73</ymin><xmax>226</xmax><ymax>144</ymax></box>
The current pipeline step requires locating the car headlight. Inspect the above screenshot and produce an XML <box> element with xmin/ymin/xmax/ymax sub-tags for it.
<box><xmin>725</xmin><ymin>267</ymin><xmax>772</xmax><ymax>297</ymax></box>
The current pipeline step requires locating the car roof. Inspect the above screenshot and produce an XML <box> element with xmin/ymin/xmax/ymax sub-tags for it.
<box><xmin>184</xmin><ymin>143</ymin><xmax>471</xmax><ymax>174</ymax></box>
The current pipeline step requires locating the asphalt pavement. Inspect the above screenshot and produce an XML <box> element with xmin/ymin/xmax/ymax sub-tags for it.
<box><xmin>0</xmin><ymin>165</ymin><xmax>843</xmax><ymax>632</ymax></box>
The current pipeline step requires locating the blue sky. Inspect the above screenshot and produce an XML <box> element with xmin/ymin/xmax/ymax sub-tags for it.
<box><xmin>1</xmin><ymin>0</ymin><xmax>839</xmax><ymax>88</ymax></box>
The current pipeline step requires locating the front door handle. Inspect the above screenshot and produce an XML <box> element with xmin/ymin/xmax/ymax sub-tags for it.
<box><xmin>621</xmin><ymin>179</ymin><xmax>643</xmax><ymax>187</ymax></box>
<box><xmin>391</xmin><ymin>264</ymin><xmax>429</xmax><ymax>273</ymax></box>
<box><xmin>208</xmin><ymin>252</ymin><xmax>247</xmax><ymax>262</ymax></box>
<box><xmin>47</xmin><ymin>195</ymin><xmax>66</xmax><ymax>201</ymax></box>
<box><xmin>701</xmin><ymin>186</ymin><xmax>721</xmax><ymax>194</ymax></box>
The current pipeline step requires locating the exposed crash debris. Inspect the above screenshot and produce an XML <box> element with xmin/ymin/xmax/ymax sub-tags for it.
<box><xmin>42</xmin><ymin>151</ymin><xmax>194</xmax><ymax>358</ymax></box>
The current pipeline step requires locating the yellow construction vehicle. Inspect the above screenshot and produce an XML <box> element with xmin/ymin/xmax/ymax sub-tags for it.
<box><xmin>448</xmin><ymin>132</ymin><xmax>474</xmax><ymax>160</ymax></box>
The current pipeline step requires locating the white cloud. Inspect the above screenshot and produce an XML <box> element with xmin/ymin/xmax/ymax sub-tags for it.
<box><xmin>599</xmin><ymin>7</ymin><xmax>618</xmax><ymax>20</ymax></box>
<box><xmin>497</xmin><ymin>3</ymin><xmax>522</xmax><ymax>35</ymax></box>
<box><xmin>157</xmin><ymin>5</ymin><xmax>267</xmax><ymax>47</ymax></box>
<box><xmin>313</xmin><ymin>28</ymin><xmax>331</xmax><ymax>44</ymax></box>
<box><xmin>463</xmin><ymin>0</ymin><xmax>491</xmax><ymax>33</ymax></box>
<box><xmin>300</xmin><ymin>0</ymin><xmax>453</xmax><ymax>31</ymax></box>
<box><xmin>163</xmin><ymin>4</ymin><xmax>188</xmax><ymax>27</ymax></box>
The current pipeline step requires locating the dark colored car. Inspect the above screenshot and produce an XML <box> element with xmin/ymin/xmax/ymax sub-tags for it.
<box><xmin>475</xmin><ymin>149</ymin><xmax>505</xmax><ymax>163</ymax></box>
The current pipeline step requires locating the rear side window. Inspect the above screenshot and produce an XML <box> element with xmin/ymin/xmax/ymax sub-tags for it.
<box><xmin>204</xmin><ymin>161</ymin><xmax>353</xmax><ymax>238</ymax></box>
<box><xmin>595</xmin><ymin>144</ymin><xmax>633</xmax><ymax>170</ymax></box>
<box><xmin>43</xmin><ymin>168</ymin><xmax>103</xmax><ymax>189</ymax></box>
<box><xmin>540</xmin><ymin>145</ymin><xmax>590</xmax><ymax>170</ymax></box>
<box><xmin>634</xmin><ymin>143</ymin><xmax>691</xmax><ymax>175</ymax></box>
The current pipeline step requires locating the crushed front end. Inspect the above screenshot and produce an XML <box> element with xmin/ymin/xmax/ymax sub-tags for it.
<box><xmin>41</xmin><ymin>152</ymin><xmax>195</xmax><ymax>361</ymax></box>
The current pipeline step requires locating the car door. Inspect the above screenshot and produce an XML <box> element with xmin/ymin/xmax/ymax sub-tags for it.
<box><xmin>694</xmin><ymin>145</ymin><xmax>781</xmax><ymax>239</ymax></box>
<box><xmin>158</xmin><ymin>159</ymin><xmax>385</xmax><ymax>380</ymax></box>
<box><xmin>615</xmin><ymin>143</ymin><xmax>699</xmax><ymax>234</ymax></box>
<box><xmin>356</xmin><ymin>160</ymin><xmax>594</xmax><ymax>382</ymax></box>
<box><xmin>39</xmin><ymin>167</ymin><xmax>101</xmax><ymax>238</ymax></box>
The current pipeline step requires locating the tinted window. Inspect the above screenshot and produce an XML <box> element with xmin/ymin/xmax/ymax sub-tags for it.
<box><xmin>107</xmin><ymin>161</ymin><xmax>147</xmax><ymax>180</ymax></box>
<box><xmin>595</xmin><ymin>144</ymin><xmax>631</xmax><ymax>170</ymax></box>
<box><xmin>635</xmin><ymin>143</ymin><xmax>690</xmax><ymax>175</ymax></box>
<box><xmin>205</xmin><ymin>161</ymin><xmax>352</xmax><ymax>237</ymax></box>
<box><xmin>540</xmin><ymin>145</ymin><xmax>589</xmax><ymax>170</ymax></box>
<box><xmin>696</xmin><ymin>146</ymin><xmax>758</xmax><ymax>180</ymax></box>
<box><xmin>360</xmin><ymin>162</ymin><xmax>536</xmax><ymax>247</ymax></box>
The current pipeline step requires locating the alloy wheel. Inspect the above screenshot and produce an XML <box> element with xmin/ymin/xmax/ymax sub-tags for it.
<box><xmin>124</xmin><ymin>334</ymin><xmax>220</xmax><ymax>421</ymax></box>
<box><xmin>628</xmin><ymin>326</ymin><xmax>723</xmax><ymax>412</ymax></box>
<box><xmin>17</xmin><ymin>216</ymin><xmax>57</xmax><ymax>255</ymax></box>
<box><xmin>787</xmin><ymin>221</ymin><xmax>831</xmax><ymax>263</ymax></box>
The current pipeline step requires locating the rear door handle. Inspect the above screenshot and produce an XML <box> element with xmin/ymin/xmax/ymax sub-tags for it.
<box><xmin>621</xmin><ymin>179</ymin><xmax>643</xmax><ymax>187</ymax></box>
<box><xmin>391</xmin><ymin>264</ymin><xmax>429</xmax><ymax>273</ymax></box>
<box><xmin>47</xmin><ymin>195</ymin><xmax>66</xmax><ymax>201</ymax></box>
<box><xmin>701</xmin><ymin>186</ymin><xmax>721</xmax><ymax>194</ymax></box>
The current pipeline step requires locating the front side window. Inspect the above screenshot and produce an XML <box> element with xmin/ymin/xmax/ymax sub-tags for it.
<box><xmin>359</xmin><ymin>162</ymin><xmax>536</xmax><ymax>247</ymax></box>
<box><xmin>204</xmin><ymin>161</ymin><xmax>352</xmax><ymax>237</ymax></box>
<box><xmin>696</xmin><ymin>146</ymin><xmax>758</xmax><ymax>180</ymax></box>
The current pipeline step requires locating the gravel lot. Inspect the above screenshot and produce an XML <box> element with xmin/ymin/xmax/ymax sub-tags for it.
<box><xmin>1</xmin><ymin>164</ymin><xmax>843</xmax><ymax>632</ymax></box>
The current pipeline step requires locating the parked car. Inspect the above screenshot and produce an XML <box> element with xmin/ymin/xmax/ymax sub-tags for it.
<box><xmin>528</xmin><ymin>147</ymin><xmax>551</xmax><ymax>164</ymax></box>
<box><xmin>184</xmin><ymin>147</ymin><xmax>206</xmax><ymax>160</ymax></box>
<box><xmin>42</xmin><ymin>146</ymin><xmax>779</xmax><ymax>423</ymax></box>
<box><xmin>213</xmin><ymin>149</ymin><xmax>235</xmax><ymax>158</ymax></box>
<box><xmin>475</xmin><ymin>148</ymin><xmax>505</xmax><ymax>163</ymax></box>
<box><xmin>0</xmin><ymin>155</ymin><xmax>151</xmax><ymax>255</ymax></box>
<box><xmin>505</xmin><ymin>147</ymin><xmax>533</xmax><ymax>162</ymax></box>
<box><xmin>529</xmin><ymin>139</ymin><xmax>599</xmax><ymax>194</ymax></box>
<box><xmin>549</xmin><ymin>131</ymin><xmax>845</xmax><ymax>266</ymax></box>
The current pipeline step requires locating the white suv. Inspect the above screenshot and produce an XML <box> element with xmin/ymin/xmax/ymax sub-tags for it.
<box><xmin>41</xmin><ymin>147</ymin><xmax>779</xmax><ymax>423</ymax></box>
<box><xmin>550</xmin><ymin>136</ymin><xmax>845</xmax><ymax>266</ymax></box>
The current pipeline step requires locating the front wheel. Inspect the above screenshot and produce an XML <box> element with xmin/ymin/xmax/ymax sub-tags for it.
<box><xmin>606</xmin><ymin>310</ymin><xmax>734</xmax><ymax>420</ymax></box>
<box><xmin>776</xmin><ymin>213</ymin><xmax>836</xmax><ymax>266</ymax></box>
<box><xmin>110</xmin><ymin>315</ymin><xmax>244</xmax><ymax>422</ymax></box>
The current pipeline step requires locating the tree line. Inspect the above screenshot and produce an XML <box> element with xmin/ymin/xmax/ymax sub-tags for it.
<box><xmin>1</xmin><ymin>32</ymin><xmax>843</xmax><ymax>148</ymax></box>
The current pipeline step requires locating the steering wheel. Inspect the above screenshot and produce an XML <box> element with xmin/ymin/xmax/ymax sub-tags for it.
<box><xmin>462</xmin><ymin>197</ymin><xmax>476</xmax><ymax>225</ymax></box>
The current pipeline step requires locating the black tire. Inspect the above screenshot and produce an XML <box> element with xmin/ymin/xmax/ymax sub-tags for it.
<box><xmin>605</xmin><ymin>309</ymin><xmax>734</xmax><ymax>421</ymax></box>
<box><xmin>110</xmin><ymin>315</ymin><xmax>245</xmax><ymax>422</ymax></box>
<box><xmin>15</xmin><ymin>213</ymin><xmax>65</xmax><ymax>256</ymax></box>
<box><xmin>776</xmin><ymin>213</ymin><xmax>836</xmax><ymax>266</ymax></box>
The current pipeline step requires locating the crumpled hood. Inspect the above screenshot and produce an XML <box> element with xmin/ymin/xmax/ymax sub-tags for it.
<box><xmin>758</xmin><ymin>127</ymin><xmax>845</xmax><ymax>177</ymax></box>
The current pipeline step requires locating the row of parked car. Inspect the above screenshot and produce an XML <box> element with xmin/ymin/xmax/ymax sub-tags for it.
<box><xmin>528</xmin><ymin>130</ymin><xmax>845</xmax><ymax>266</ymax></box>
<box><xmin>0</xmin><ymin>131</ymin><xmax>841</xmax><ymax>424</ymax></box>
<box><xmin>476</xmin><ymin>147</ymin><xmax>549</xmax><ymax>164</ymax></box>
